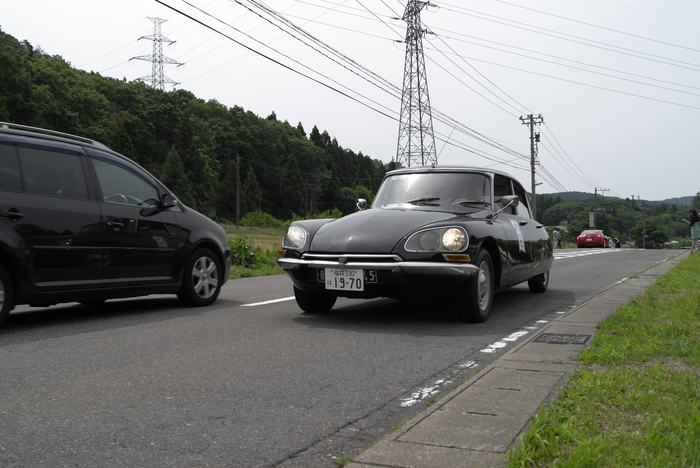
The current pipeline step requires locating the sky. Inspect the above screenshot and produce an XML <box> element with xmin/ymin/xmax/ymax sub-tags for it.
<box><xmin>3</xmin><ymin>0</ymin><xmax>699</xmax><ymax>202</ymax></box>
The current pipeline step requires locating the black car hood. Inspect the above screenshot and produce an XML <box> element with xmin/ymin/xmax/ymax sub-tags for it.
<box><xmin>309</xmin><ymin>208</ymin><xmax>460</xmax><ymax>253</ymax></box>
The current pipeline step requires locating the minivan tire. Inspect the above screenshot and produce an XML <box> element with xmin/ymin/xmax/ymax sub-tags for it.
<box><xmin>0</xmin><ymin>263</ymin><xmax>13</xmax><ymax>327</ymax></box>
<box><xmin>177</xmin><ymin>248</ymin><xmax>223</xmax><ymax>307</ymax></box>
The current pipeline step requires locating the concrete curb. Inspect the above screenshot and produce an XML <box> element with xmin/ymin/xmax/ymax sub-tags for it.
<box><xmin>347</xmin><ymin>252</ymin><xmax>686</xmax><ymax>468</ymax></box>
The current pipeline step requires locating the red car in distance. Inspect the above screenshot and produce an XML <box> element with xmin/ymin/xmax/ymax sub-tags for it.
<box><xmin>576</xmin><ymin>229</ymin><xmax>611</xmax><ymax>248</ymax></box>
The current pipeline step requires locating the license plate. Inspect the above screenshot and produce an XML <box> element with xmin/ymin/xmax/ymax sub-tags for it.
<box><xmin>324</xmin><ymin>268</ymin><xmax>364</xmax><ymax>291</ymax></box>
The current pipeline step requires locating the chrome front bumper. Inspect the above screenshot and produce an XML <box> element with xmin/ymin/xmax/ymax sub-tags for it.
<box><xmin>277</xmin><ymin>256</ymin><xmax>480</xmax><ymax>276</ymax></box>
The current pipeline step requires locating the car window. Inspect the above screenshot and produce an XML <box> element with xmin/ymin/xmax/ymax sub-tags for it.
<box><xmin>493</xmin><ymin>174</ymin><xmax>516</xmax><ymax>214</ymax></box>
<box><xmin>0</xmin><ymin>143</ymin><xmax>22</xmax><ymax>192</ymax></box>
<box><xmin>512</xmin><ymin>181</ymin><xmax>532</xmax><ymax>218</ymax></box>
<box><xmin>92</xmin><ymin>158</ymin><xmax>159</xmax><ymax>206</ymax></box>
<box><xmin>16</xmin><ymin>145</ymin><xmax>88</xmax><ymax>199</ymax></box>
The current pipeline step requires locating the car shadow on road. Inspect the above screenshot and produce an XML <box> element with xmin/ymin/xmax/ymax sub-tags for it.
<box><xmin>291</xmin><ymin>286</ymin><xmax>577</xmax><ymax>337</ymax></box>
<box><xmin>0</xmin><ymin>296</ymin><xmax>243</xmax><ymax>344</ymax></box>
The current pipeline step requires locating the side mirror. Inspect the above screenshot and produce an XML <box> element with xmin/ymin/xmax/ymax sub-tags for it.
<box><xmin>161</xmin><ymin>194</ymin><xmax>178</xmax><ymax>208</ymax></box>
<box><xmin>356</xmin><ymin>198</ymin><xmax>367</xmax><ymax>211</ymax></box>
<box><xmin>493</xmin><ymin>195</ymin><xmax>520</xmax><ymax>220</ymax></box>
<box><xmin>502</xmin><ymin>195</ymin><xmax>519</xmax><ymax>207</ymax></box>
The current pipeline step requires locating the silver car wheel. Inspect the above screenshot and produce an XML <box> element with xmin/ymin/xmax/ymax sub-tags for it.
<box><xmin>192</xmin><ymin>255</ymin><xmax>219</xmax><ymax>299</ymax></box>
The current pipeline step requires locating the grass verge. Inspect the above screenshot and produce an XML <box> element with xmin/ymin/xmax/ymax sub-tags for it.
<box><xmin>221</xmin><ymin>224</ymin><xmax>285</xmax><ymax>279</ymax></box>
<box><xmin>506</xmin><ymin>253</ymin><xmax>700</xmax><ymax>467</ymax></box>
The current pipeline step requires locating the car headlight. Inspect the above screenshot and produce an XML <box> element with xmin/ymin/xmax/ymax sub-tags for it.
<box><xmin>405</xmin><ymin>227</ymin><xmax>468</xmax><ymax>252</ymax></box>
<box><xmin>283</xmin><ymin>225</ymin><xmax>307</xmax><ymax>249</ymax></box>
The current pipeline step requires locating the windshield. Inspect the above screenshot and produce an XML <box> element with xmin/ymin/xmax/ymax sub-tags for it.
<box><xmin>372</xmin><ymin>172</ymin><xmax>491</xmax><ymax>209</ymax></box>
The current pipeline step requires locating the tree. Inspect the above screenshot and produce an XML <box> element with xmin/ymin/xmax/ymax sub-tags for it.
<box><xmin>629</xmin><ymin>218</ymin><xmax>668</xmax><ymax>249</ymax></box>
<box><xmin>187</xmin><ymin>148</ymin><xmax>219</xmax><ymax>216</ymax></box>
<box><xmin>160</xmin><ymin>147</ymin><xmax>196</xmax><ymax>207</ymax></box>
<box><xmin>692</xmin><ymin>192</ymin><xmax>700</xmax><ymax>211</ymax></box>
<box><xmin>240</xmin><ymin>166</ymin><xmax>262</xmax><ymax>216</ymax></box>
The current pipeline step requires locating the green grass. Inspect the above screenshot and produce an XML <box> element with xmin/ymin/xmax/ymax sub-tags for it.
<box><xmin>221</xmin><ymin>224</ymin><xmax>285</xmax><ymax>279</ymax></box>
<box><xmin>506</xmin><ymin>253</ymin><xmax>700</xmax><ymax>468</ymax></box>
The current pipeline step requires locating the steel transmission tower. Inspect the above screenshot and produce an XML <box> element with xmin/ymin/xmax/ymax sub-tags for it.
<box><xmin>131</xmin><ymin>17</ymin><xmax>183</xmax><ymax>90</ymax></box>
<box><xmin>395</xmin><ymin>0</ymin><xmax>437</xmax><ymax>167</ymax></box>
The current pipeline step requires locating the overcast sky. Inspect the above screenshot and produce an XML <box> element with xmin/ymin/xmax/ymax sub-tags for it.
<box><xmin>3</xmin><ymin>0</ymin><xmax>699</xmax><ymax>201</ymax></box>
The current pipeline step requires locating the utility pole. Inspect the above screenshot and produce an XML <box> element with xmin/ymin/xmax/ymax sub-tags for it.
<box><xmin>632</xmin><ymin>195</ymin><xmax>646</xmax><ymax>248</ymax></box>
<box><xmin>395</xmin><ymin>0</ymin><xmax>436</xmax><ymax>167</ymax></box>
<box><xmin>595</xmin><ymin>188</ymin><xmax>610</xmax><ymax>198</ymax></box>
<box><xmin>236</xmin><ymin>154</ymin><xmax>240</xmax><ymax>229</ymax></box>
<box><xmin>519</xmin><ymin>114</ymin><xmax>544</xmax><ymax>219</ymax></box>
<box><xmin>131</xmin><ymin>17</ymin><xmax>183</xmax><ymax>90</ymax></box>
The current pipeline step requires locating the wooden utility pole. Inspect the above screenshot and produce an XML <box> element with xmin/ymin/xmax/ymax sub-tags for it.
<box><xmin>520</xmin><ymin>114</ymin><xmax>544</xmax><ymax>219</ymax></box>
<box><xmin>236</xmin><ymin>154</ymin><xmax>240</xmax><ymax>229</ymax></box>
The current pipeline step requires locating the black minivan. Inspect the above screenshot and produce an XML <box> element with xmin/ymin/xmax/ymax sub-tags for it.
<box><xmin>0</xmin><ymin>122</ymin><xmax>231</xmax><ymax>327</ymax></box>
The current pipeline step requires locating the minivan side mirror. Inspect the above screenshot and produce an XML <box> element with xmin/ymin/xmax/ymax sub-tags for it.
<box><xmin>161</xmin><ymin>194</ymin><xmax>178</xmax><ymax>208</ymax></box>
<box><xmin>356</xmin><ymin>198</ymin><xmax>367</xmax><ymax>211</ymax></box>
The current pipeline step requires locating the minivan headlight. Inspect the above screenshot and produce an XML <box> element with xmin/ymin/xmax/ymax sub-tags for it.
<box><xmin>405</xmin><ymin>227</ymin><xmax>468</xmax><ymax>252</ymax></box>
<box><xmin>283</xmin><ymin>225</ymin><xmax>307</xmax><ymax>249</ymax></box>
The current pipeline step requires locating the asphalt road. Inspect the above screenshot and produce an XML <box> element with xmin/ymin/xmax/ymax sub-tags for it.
<box><xmin>0</xmin><ymin>248</ymin><xmax>678</xmax><ymax>467</ymax></box>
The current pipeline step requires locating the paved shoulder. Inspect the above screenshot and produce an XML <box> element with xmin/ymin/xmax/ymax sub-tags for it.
<box><xmin>347</xmin><ymin>252</ymin><xmax>685</xmax><ymax>468</ymax></box>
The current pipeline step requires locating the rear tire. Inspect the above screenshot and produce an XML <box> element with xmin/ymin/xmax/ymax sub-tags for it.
<box><xmin>528</xmin><ymin>270</ymin><xmax>549</xmax><ymax>293</ymax></box>
<box><xmin>0</xmin><ymin>263</ymin><xmax>13</xmax><ymax>327</ymax></box>
<box><xmin>177</xmin><ymin>248</ymin><xmax>222</xmax><ymax>307</ymax></box>
<box><xmin>294</xmin><ymin>286</ymin><xmax>336</xmax><ymax>314</ymax></box>
<box><xmin>455</xmin><ymin>250</ymin><xmax>494</xmax><ymax>323</ymax></box>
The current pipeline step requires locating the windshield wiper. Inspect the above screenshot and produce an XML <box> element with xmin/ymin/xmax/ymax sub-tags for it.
<box><xmin>452</xmin><ymin>198</ymin><xmax>489</xmax><ymax>207</ymax></box>
<box><xmin>403</xmin><ymin>197</ymin><xmax>441</xmax><ymax>206</ymax></box>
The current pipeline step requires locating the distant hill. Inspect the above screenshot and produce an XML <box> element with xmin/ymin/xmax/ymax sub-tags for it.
<box><xmin>541</xmin><ymin>192</ymin><xmax>693</xmax><ymax>206</ymax></box>
<box><xmin>659</xmin><ymin>196</ymin><xmax>693</xmax><ymax>206</ymax></box>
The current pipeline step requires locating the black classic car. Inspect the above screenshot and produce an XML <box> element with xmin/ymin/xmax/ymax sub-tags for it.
<box><xmin>278</xmin><ymin>166</ymin><xmax>553</xmax><ymax>323</ymax></box>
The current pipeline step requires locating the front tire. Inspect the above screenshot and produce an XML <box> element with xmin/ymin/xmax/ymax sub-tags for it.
<box><xmin>177</xmin><ymin>248</ymin><xmax>222</xmax><ymax>307</ymax></box>
<box><xmin>528</xmin><ymin>270</ymin><xmax>549</xmax><ymax>293</ymax></box>
<box><xmin>455</xmin><ymin>250</ymin><xmax>494</xmax><ymax>323</ymax></box>
<box><xmin>0</xmin><ymin>263</ymin><xmax>13</xmax><ymax>327</ymax></box>
<box><xmin>294</xmin><ymin>286</ymin><xmax>336</xmax><ymax>314</ymax></box>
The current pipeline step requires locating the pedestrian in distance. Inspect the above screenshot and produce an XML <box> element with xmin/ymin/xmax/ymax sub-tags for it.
<box><xmin>682</xmin><ymin>209</ymin><xmax>700</xmax><ymax>253</ymax></box>
<box><xmin>553</xmin><ymin>227</ymin><xmax>562</xmax><ymax>248</ymax></box>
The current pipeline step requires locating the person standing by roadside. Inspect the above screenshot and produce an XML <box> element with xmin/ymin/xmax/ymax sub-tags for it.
<box><xmin>553</xmin><ymin>228</ymin><xmax>562</xmax><ymax>248</ymax></box>
<box><xmin>682</xmin><ymin>209</ymin><xmax>700</xmax><ymax>253</ymax></box>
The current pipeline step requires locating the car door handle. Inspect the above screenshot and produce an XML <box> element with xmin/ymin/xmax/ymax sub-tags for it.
<box><xmin>519</xmin><ymin>220</ymin><xmax>529</xmax><ymax>226</ymax></box>
<box><xmin>138</xmin><ymin>226</ymin><xmax>151</xmax><ymax>233</ymax></box>
<box><xmin>536</xmin><ymin>224</ymin><xmax>544</xmax><ymax>229</ymax></box>
<box><xmin>1</xmin><ymin>210</ymin><xmax>24</xmax><ymax>221</ymax></box>
<box><xmin>106</xmin><ymin>221</ymin><xmax>124</xmax><ymax>228</ymax></box>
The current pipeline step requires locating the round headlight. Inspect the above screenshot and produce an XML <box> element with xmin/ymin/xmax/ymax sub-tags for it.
<box><xmin>442</xmin><ymin>228</ymin><xmax>467</xmax><ymax>251</ymax></box>
<box><xmin>284</xmin><ymin>225</ymin><xmax>307</xmax><ymax>249</ymax></box>
<box><xmin>418</xmin><ymin>231</ymin><xmax>441</xmax><ymax>250</ymax></box>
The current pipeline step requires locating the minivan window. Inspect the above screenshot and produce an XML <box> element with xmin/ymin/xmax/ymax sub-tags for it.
<box><xmin>18</xmin><ymin>145</ymin><xmax>88</xmax><ymax>199</ymax></box>
<box><xmin>92</xmin><ymin>158</ymin><xmax>159</xmax><ymax>206</ymax></box>
<box><xmin>0</xmin><ymin>143</ymin><xmax>21</xmax><ymax>191</ymax></box>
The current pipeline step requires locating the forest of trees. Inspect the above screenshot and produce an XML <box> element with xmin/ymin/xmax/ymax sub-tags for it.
<box><xmin>1</xmin><ymin>27</ymin><xmax>697</xmax><ymax>248</ymax></box>
<box><xmin>0</xmin><ymin>28</ymin><xmax>394</xmax><ymax>222</ymax></box>
<box><xmin>536</xmin><ymin>193</ymin><xmax>700</xmax><ymax>248</ymax></box>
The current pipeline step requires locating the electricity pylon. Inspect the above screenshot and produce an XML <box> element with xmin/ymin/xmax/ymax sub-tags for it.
<box><xmin>395</xmin><ymin>0</ymin><xmax>436</xmax><ymax>167</ymax></box>
<box><xmin>131</xmin><ymin>17</ymin><xmax>183</xmax><ymax>90</ymax></box>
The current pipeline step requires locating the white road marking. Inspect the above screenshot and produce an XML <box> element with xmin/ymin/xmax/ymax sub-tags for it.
<box><xmin>480</xmin><ymin>321</ymin><xmax>548</xmax><ymax>353</ymax></box>
<box><xmin>554</xmin><ymin>248</ymin><xmax>627</xmax><ymax>260</ymax></box>
<box><xmin>242</xmin><ymin>297</ymin><xmax>295</xmax><ymax>307</ymax></box>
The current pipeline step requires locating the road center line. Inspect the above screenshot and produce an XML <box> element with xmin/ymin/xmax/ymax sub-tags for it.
<box><xmin>242</xmin><ymin>297</ymin><xmax>295</xmax><ymax>307</ymax></box>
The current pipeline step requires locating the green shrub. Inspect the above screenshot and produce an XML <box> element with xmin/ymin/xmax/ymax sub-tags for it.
<box><xmin>240</xmin><ymin>211</ymin><xmax>285</xmax><ymax>229</ymax></box>
<box><xmin>229</xmin><ymin>236</ymin><xmax>260</xmax><ymax>268</ymax></box>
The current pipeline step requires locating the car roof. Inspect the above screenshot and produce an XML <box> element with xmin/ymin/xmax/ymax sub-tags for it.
<box><xmin>0</xmin><ymin>121</ymin><xmax>164</xmax><ymax>187</ymax></box>
<box><xmin>385</xmin><ymin>165</ymin><xmax>517</xmax><ymax>180</ymax></box>
<box><xmin>0</xmin><ymin>121</ymin><xmax>113</xmax><ymax>152</ymax></box>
